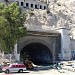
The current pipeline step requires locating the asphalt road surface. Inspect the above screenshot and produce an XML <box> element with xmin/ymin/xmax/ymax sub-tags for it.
<box><xmin>0</xmin><ymin>69</ymin><xmax>75</xmax><ymax>75</ymax></box>
<box><xmin>0</xmin><ymin>65</ymin><xmax>75</xmax><ymax>75</ymax></box>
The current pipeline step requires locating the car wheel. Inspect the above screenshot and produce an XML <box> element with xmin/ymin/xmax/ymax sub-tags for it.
<box><xmin>5</xmin><ymin>69</ymin><xmax>9</xmax><ymax>73</ymax></box>
<box><xmin>19</xmin><ymin>69</ymin><xmax>23</xmax><ymax>73</ymax></box>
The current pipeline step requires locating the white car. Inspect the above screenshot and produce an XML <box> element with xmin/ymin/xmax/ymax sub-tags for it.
<box><xmin>2</xmin><ymin>63</ymin><xmax>26</xmax><ymax>73</ymax></box>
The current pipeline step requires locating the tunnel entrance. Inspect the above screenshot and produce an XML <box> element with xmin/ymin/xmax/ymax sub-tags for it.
<box><xmin>20</xmin><ymin>43</ymin><xmax>53</xmax><ymax>66</ymax></box>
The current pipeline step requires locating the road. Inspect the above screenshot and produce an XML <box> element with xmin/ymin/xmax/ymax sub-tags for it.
<box><xmin>0</xmin><ymin>69</ymin><xmax>75</xmax><ymax>75</ymax></box>
<box><xmin>0</xmin><ymin>65</ymin><xmax>75</xmax><ymax>75</ymax></box>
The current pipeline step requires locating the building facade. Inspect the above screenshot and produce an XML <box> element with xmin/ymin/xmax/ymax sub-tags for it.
<box><xmin>15</xmin><ymin>0</ymin><xmax>47</xmax><ymax>10</ymax></box>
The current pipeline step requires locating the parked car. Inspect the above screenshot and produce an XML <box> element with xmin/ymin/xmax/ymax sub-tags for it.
<box><xmin>2</xmin><ymin>63</ymin><xmax>26</xmax><ymax>73</ymax></box>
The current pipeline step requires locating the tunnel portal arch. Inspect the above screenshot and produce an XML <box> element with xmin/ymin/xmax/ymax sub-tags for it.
<box><xmin>20</xmin><ymin>42</ymin><xmax>53</xmax><ymax>65</ymax></box>
<box><xmin>17</xmin><ymin>36</ymin><xmax>53</xmax><ymax>54</ymax></box>
<box><xmin>17</xmin><ymin>35</ymin><xmax>61</xmax><ymax>65</ymax></box>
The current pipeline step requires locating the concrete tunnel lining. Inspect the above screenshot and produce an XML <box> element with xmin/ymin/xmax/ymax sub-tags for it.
<box><xmin>20</xmin><ymin>43</ymin><xmax>53</xmax><ymax>65</ymax></box>
<box><xmin>17</xmin><ymin>35</ymin><xmax>61</xmax><ymax>65</ymax></box>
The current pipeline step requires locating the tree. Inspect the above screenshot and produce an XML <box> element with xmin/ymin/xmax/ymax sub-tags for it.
<box><xmin>0</xmin><ymin>2</ymin><xmax>27</xmax><ymax>53</ymax></box>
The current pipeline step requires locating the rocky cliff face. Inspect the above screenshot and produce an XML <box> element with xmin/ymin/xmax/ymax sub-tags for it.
<box><xmin>48</xmin><ymin>0</ymin><xmax>75</xmax><ymax>27</ymax></box>
<box><xmin>24</xmin><ymin>0</ymin><xmax>75</xmax><ymax>31</ymax></box>
<box><xmin>24</xmin><ymin>10</ymin><xmax>56</xmax><ymax>31</ymax></box>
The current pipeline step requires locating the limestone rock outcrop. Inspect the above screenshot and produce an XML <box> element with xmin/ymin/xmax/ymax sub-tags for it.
<box><xmin>24</xmin><ymin>0</ymin><xmax>75</xmax><ymax>30</ymax></box>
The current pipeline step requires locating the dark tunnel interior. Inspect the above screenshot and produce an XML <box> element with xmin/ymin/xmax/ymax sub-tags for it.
<box><xmin>20</xmin><ymin>43</ymin><xmax>53</xmax><ymax>66</ymax></box>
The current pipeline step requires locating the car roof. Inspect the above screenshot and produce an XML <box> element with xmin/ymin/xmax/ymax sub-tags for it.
<box><xmin>11</xmin><ymin>63</ymin><xmax>24</xmax><ymax>65</ymax></box>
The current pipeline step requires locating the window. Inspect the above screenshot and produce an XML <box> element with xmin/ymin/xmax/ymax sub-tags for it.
<box><xmin>35</xmin><ymin>4</ymin><xmax>38</xmax><ymax>9</ymax></box>
<box><xmin>11</xmin><ymin>65</ymin><xmax>16</xmax><ymax>68</ymax></box>
<box><xmin>26</xmin><ymin>3</ymin><xmax>29</xmax><ymax>8</ymax></box>
<box><xmin>5</xmin><ymin>0</ymin><xmax>9</xmax><ymax>2</ymax></box>
<box><xmin>21</xmin><ymin>2</ymin><xmax>23</xmax><ymax>6</ymax></box>
<box><xmin>15</xmin><ymin>65</ymin><xmax>18</xmax><ymax>68</ymax></box>
<box><xmin>44</xmin><ymin>6</ymin><xmax>46</xmax><ymax>9</ymax></box>
<box><xmin>40</xmin><ymin>5</ymin><xmax>42</xmax><ymax>9</ymax></box>
<box><xmin>31</xmin><ymin>4</ymin><xmax>33</xmax><ymax>8</ymax></box>
<box><xmin>19</xmin><ymin>65</ymin><xmax>26</xmax><ymax>68</ymax></box>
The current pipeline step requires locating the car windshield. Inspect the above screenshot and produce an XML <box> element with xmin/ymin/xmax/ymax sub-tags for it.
<box><xmin>8</xmin><ymin>64</ymin><xmax>12</xmax><ymax>68</ymax></box>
